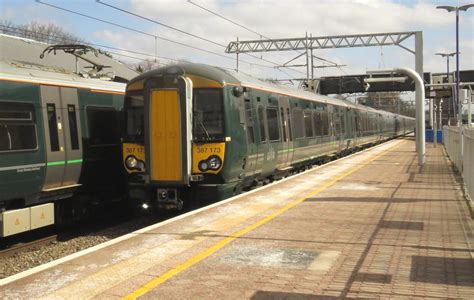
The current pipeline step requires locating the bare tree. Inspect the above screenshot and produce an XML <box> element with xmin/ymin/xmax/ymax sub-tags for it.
<box><xmin>134</xmin><ymin>58</ymin><xmax>162</xmax><ymax>73</ymax></box>
<box><xmin>0</xmin><ymin>20</ymin><xmax>84</xmax><ymax>44</ymax></box>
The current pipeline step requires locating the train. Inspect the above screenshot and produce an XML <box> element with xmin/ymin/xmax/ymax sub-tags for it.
<box><xmin>0</xmin><ymin>57</ymin><xmax>127</xmax><ymax>237</ymax></box>
<box><xmin>122</xmin><ymin>63</ymin><xmax>415</xmax><ymax>211</ymax></box>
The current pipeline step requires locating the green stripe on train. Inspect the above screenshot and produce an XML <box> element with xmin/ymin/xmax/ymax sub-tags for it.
<box><xmin>47</xmin><ymin>159</ymin><xmax>83</xmax><ymax>166</ymax></box>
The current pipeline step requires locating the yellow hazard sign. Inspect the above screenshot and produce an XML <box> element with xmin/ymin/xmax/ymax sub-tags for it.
<box><xmin>15</xmin><ymin>218</ymin><xmax>20</xmax><ymax>225</ymax></box>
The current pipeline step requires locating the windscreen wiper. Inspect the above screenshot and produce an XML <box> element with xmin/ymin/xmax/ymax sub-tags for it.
<box><xmin>199</xmin><ymin>121</ymin><xmax>211</xmax><ymax>140</ymax></box>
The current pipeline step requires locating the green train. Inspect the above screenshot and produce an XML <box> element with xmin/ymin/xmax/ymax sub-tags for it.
<box><xmin>122</xmin><ymin>63</ymin><xmax>415</xmax><ymax>210</ymax></box>
<box><xmin>0</xmin><ymin>60</ymin><xmax>126</xmax><ymax>237</ymax></box>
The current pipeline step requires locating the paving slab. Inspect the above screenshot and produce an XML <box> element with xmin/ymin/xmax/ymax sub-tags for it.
<box><xmin>1</xmin><ymin>137</ymin><xmax>472</xmax><ymax>299</ymax></box>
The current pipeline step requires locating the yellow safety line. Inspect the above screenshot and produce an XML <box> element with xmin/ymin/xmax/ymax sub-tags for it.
<box><xmin>124</xmin><ymin>140</ymin><xmax>404</xmax><ymax>299</ymax></box>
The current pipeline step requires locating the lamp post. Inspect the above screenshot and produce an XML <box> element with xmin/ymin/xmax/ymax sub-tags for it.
<box><xmin>436</xmin><ymin>4</ymin><xmax>474</xmax><ymax>126</ymax></box>
<box><xmin>437</xmin><ymin>4</ymin><xmax>474</xmax><ymax>173</ymax></box>
<box><xmin>435</xmin><ymin>52</ymin><xmax>457</xmax><ymax>122</ymax></box>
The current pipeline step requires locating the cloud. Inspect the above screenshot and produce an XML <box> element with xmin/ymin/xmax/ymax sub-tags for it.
<box><xmin>4</xmin><ymin>0</ymin><xmax>464</xmax><ymax>80</ymax></box>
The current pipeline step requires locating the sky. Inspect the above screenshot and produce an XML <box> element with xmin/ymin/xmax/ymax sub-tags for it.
<box><xmin>1</xmin><ymin>0</ymin><xmax>473</xmax><ymax>84</ymax></box>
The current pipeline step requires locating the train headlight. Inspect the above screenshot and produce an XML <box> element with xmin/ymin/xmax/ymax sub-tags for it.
<box><xmin>125</xmin><ymin>155</ymin><xmax>138</xmax><ymax>170</ymax></box>
<box><xmin>198</xmin><ymin>160</ymin><xmax>209</xmax><ymax>172</ymax></box>
<box><xmin>207</xmin><ymin>155</ymin><xmax>222</xmax><ymax>170</ymax></box>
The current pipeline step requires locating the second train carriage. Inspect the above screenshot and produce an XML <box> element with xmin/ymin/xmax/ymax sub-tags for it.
<box><xmin>122</xmin><ymin>63</ymin><xmax>415</xmax><ymax>210</ymax></box>
<box><xmin>0</xmin><ymin>59</ymin><xmax>127</xmax><ymax>237</ymax></box>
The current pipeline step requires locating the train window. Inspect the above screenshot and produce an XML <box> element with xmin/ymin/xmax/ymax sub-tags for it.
<box><xmin>312</xmin><ymin>112</ymin><xmax>319</xmax><ymax>136</ymax></box>
<box><xmin>280</xmin><ymin>107</ymin><xmax>287</xmax><ymax>142</ymax></box>
<box><xmin>266</xmin><ymin>107</ymin><xmax>280</xmax><ymax>141</ymax></box>
<box><xmin>244</xmin><ymin>101</ymin><xmax>255</xmax><ymax>144</ymax></box>
<box><xmin>340</xmin><ymin>114</ymin><xmax>345</xmax><ymax>134</ymax></box>
<box><xmin>47</xmin><ymin>103</ymin><xmax>60</xmax><ymax>152</ymax></box>
<box><xmin>286</xmin><ymin>108</ymin><xmax>293</xmax><ymax>141</ymax></box>
<box><xmin>124</xmin><ymin>94</ymin><xmax>144</xmax><ymax>142</ymax></box>
<box><xmin>87</xmin><ymin>107</ymin><xmax>120</xmax><ymax>146</ymax></box>
<box><xmin>0</xmin><ymin>101</ymin><xmax>37</xmax><ymax>152</ymax></box>
<box><xmin>292</xmin><ymin>109</ymin><xmax>304</xmax><ymax>139</ymax></box>
<box><xmin>321</xmin><ymin>111</ymin><xmax>329</xmax><ymax>136</ymax></box>
<box><xmin>67</xmin><ymin>105</ymin><xmax>79</xmax><ymax>150</ymax></box>
<box><xmin>193</xmin><ymin>89</ymin><xmax>224</xmax><ymax>141</ymax></box>
<box><xmin>258</xmin><ymin>106</ymin><xmax>266</xmax><ymax>142</ymax></box>
<box><xmin>304</xmin><ymin>110</ymin><xmax>313</xmax><ymax>138</ymax></box>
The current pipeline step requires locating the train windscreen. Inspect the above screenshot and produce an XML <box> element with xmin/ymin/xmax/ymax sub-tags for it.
<box><xmin>192</xmin><ymin>89</ymin><xmax>224</xmax><ymax>142</ymax></box>
<box><xmin>124</xmin><ymin>94</ymin><xmax>144</xmax><ymax>142</ymax></box>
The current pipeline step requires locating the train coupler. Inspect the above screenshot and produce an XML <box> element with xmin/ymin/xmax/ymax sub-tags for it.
<box><xmin>156</xmin><ymin>189</ymin><xmax>183</xmax><ymax>210</ymax></box>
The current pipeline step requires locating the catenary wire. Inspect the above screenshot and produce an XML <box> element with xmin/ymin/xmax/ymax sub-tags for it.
<box><xmin>95</xmin><ymin>0</ymin><xmax>306</xmax><ymax>76</ymax></box>
<box><xmin>35</xmin><ymin>0</ymin><xmax>275</xmax><ymax>69</ymax></box>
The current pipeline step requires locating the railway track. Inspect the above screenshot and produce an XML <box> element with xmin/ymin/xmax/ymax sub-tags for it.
<box><xmin>0</xmin><ymin>234</ymin><xmax>58</xmax><ymax>259</ymax></box>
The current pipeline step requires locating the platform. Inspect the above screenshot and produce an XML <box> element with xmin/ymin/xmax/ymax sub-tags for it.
<box><xmin>1</xmin><ymin>137</ymin><xmax>473</xmax><ymax>299</ymax></box>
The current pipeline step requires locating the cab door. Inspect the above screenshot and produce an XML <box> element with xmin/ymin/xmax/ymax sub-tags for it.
<box><xmin>146</xmin><ymin>76</ymin><xmax>192</xmax><ymax>185</ymax></box>
<box><xmin>40</xmin><ymin>86</ymin><xmax>83</xmax><ymax>191</ymax></box>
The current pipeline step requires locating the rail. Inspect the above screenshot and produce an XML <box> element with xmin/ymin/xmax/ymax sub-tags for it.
<box><xmin>444</xmin><ymin>126</ymin><xmax>474</xmax><ymax>202</ymax></box>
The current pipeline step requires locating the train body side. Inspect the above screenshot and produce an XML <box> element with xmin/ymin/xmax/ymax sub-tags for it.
<box><xmin>121</xmin><ymin>63</ymin><xmax>415</xmax><ymax>211</ymax></box>
<box><xmin>0</xmin><ymin>78</ymin><xmax>125</xmax><ymax>237</ymax></box>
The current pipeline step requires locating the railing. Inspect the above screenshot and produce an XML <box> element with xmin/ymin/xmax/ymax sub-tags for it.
<box><xmin>463</xmin><ymin>128</ymin><xmax>474</xmax><ymax>203</ymax></box>
<box><xmin>444</xmin><ymin>126</ymin><xmax>474</xmax><ymax>202</ymax></box>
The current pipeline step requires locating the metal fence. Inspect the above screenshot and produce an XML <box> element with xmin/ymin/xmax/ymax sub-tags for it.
<box><xmin>444</xmin><ymin>126</ymin><xmax>474</xmax><ymax>202</ymax></box>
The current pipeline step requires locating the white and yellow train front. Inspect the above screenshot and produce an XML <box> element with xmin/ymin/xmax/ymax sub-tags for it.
<box><xmin>122</xmin><ymin>70</ymin><xmax>226</xmax><ymax>210</ymax></box>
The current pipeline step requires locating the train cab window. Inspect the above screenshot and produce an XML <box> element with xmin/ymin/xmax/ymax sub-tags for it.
<box><xmin>124</xmin><ymin>94</ymin><xmax>144</xmax><ymax>142</ymax></box>
<box><xmin>266</xmin><ymin>107</ymin><xmax>280</xmax><ymax>141</ymax></box>
<box><xmin>87</xmin><ymin>107</ymin><xmax>120</xmax><ymax>146</ymax></box>
<box><xmin>292</xmin><ymin>109</ymin><xmax>304</xmax><ymax>139</ymax></box>
<box><xmin>304</xmin><ymin>110</ymin><xmax>313</xmax><ymax>138</ymax></box>
<box><xmin>0</xmin><ymin>101</ymin><xmax>37</xmax><ymax>152</ymax></box>
<box><xmin>67</xmin><ymin>105</ymin><xmax>79</xmax><ymax>150</ymax></box>
<box><xmin>193</xmin><ymin>89</ymin><xmax>224</xmax><ymax>141</ymax></box>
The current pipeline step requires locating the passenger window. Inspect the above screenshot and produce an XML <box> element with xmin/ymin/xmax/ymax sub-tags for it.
<box><xmin>67</xmin><ymin>105</ymin><xmax>80</xmax><ymax>150</ymax></box>
<box><xmin>46</xmin><ymin>104</ymin><xmax>60</xmax><ymax>152</ymax></box>
<box><xmin>0</xmin><ymin>101</ymin><xmax>37</xmax><ymax>152</ymax></box>
<box><xmin>292</xmin><ymin>109</ymin><xmax>304</xmax><ymax>139</ymax></box>
<box><xmin>321</xmin><ymin>111</ymin><xmax>329</xmax><ymax>136</ymax></box>
<box><xmin>87</xmin><ymin>107</ymin><xmax>120</xmax><ymax>146</ymax></box>
<box><xmin>286</xmin><ymin>108</ymin><xmax>293</xmax><ymax>141</ymax></box>
<box><xmin>258</xmin><ymin>106</ymin><xmax>266</xmax><ymax>142</ymax></box>
<box><xmin>340</xmin><ymin>114</ymin><xmax>345</xmax><ymax>134</ymax></box>
<box><xmin>266</xmin><ymin>107</ymin><xmax>280</xmax><ymax>141</ymax></box>
<box><xmin>304</xmin><ymin>110</ymin><xmax>313</xmax><ymax>138</ymax></box>
<box><xmin>280</xmin><ymin>107</ymin><xmax>287</xmax><ymax>142</ymax></box>
<box><xmin>313</xmin><ymin>112</ymin><xmax>321</xmax><ymax>136</ymax></box>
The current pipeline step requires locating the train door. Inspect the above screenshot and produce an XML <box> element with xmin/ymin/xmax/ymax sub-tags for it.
<box><xmin>40</xmin><ymin>86</ymin><xmax>83</xmax><ymax>191</ymax></box>
<box><xmin>278</xmin><ymin>96</ymin><xmax>293</xmax><ymax>169</ymax></box>
<box><xmin>243</xmin><ymin>94</ymin><xmax>258</xmax><ymax>176</ymax></box>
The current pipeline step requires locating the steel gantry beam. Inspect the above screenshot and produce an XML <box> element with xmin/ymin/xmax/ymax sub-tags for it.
<box><xmin>226</xmin><ymin>31</ymin><xmax>419</xmax><ymax>54</ymax></box>
<box><xmin>226</xmin><ymin>31</ymin><xmax>423</xmax><ymax>88</ymax></box>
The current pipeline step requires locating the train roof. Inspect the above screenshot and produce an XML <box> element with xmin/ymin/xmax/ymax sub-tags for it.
<box><xmin>0</xmin><ymin>34</ymin><xmax>138</xmax><ymax>83</ymax></box>
<box><xmin>130</xmin><ymin>63</ymin><xmax>408</xmax><ymax>118</ymax></box>
<box><xmin>0</xmin><ymin>60</ymin><xmax>126</xmax><ymax>93</ymax></box>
